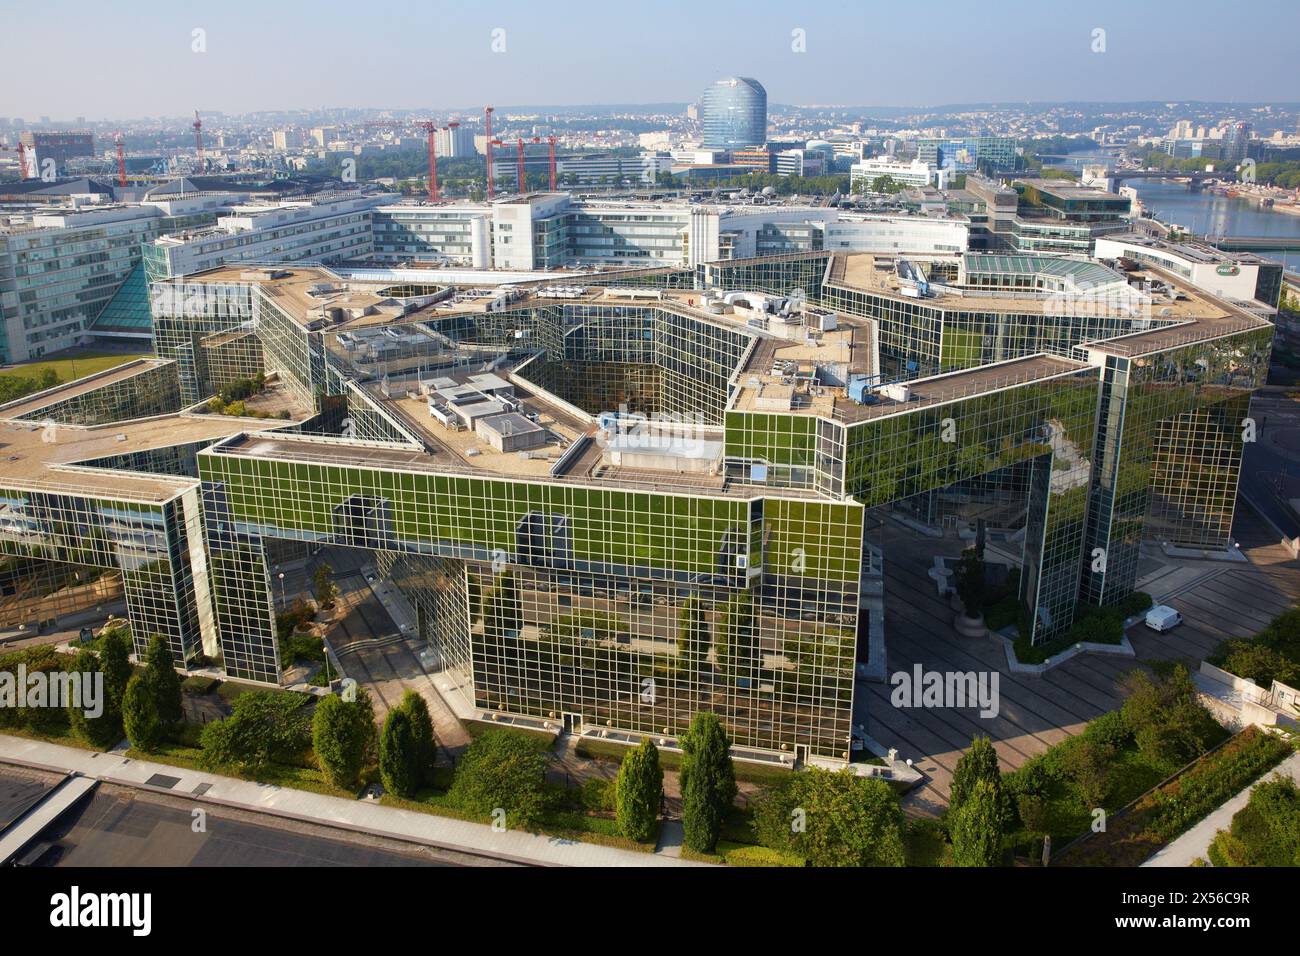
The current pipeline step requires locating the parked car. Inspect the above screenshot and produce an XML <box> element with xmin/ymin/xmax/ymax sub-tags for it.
<box><xmin>1144</xmin><ymin>605</ymin><xmax>1183</xmax><ymax>632</ymax></box>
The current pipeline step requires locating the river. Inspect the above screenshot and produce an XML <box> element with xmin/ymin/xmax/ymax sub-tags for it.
<box><xmin>1042</xmin><ymin>152</ymin><xmax>1300</xmax><ymax>270</ymax></box>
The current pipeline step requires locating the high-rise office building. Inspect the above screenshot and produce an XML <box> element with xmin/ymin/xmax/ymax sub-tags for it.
<box><xmin>1222</xmin><ymin>122</ymin><xmax>1252</xmax><ymax>165</ymax></box>
<box><xmin>699</xmin><ymin>76</ymin><xmax>767</xmax><ymax>149</ymax></box>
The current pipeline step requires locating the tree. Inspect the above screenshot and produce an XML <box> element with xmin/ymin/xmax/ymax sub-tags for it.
<box><xmin>447</xmin><ymin>729</ymin><xmax>550</xmax><ymax>830</ymax></box>
<box><xmin>680</xmin><ymin>711</ymin><xmax>736</xmax><ymax>853</ymax></box>
<box><xmin>379</xmin><ymin>708</ymin><xmax>420</xmax><ymax>798</ymax></box>
<box><xmin>312</xmin><ymin>563</ymin><xmax>338</xmax><ymax>610</ymax></box>
<box><xmin>949</xmin><ymin>736</ymin><xmax>1002</xmax><ymax>818</ymax></box>
<box><xmin>398</xmin><ymin>690</ymin><xmax>437</xmax><ymax>788</ymax></box>
<box><xmin>951</xmin><ymin>778</ymin><xmax>1004</xmax><ymax>867</ymax></box>
<box><xmin>753</xmin><ymin>767</ymin><xmax>906</xmax><ymax>866</ymax></box>
<box><xmin>1121</xmin><ymin>666</ymin><xmax>1219</xmax><ymax>766</ymax></box>
<box><xmin>615</xmin><ymin>738</ymin><xmax>663</xmax><ymax>842</ymax></box>
<box><xmin>99</xmin><ymin>626</ymin><xmax>133</xmax><ymax>710</ymax></box>
<box><xmin>953</xmin><ymin>548</ymin><xmax>987</xmax><ymax>618</ymax></box>
<box><xmin>67</xmin><ymin>648</ymin><xmax>122</xmax><ymax>748</ymax></box>
<box><xmin>122</xmin><ymin>673</ymin><xmax>162</xmax><ymax>752</ymax></box>
<box><xmin>143</xmin><ymin>634</ymin><xmax>183</xmax><ymax>726</ymax></box>
<box><xmin>1060</xmin><ymin>738</ymin><xmax>1111</xmax><ymax>807</ymax></box>
<box><xmin>312</xmin><ymin>692</ymin><xmax>374</xmax><ymax>790</ymax></box>
<box><xmin>199</xmin><ymin>690</ymin><xmax>313</xmax><ymax>773</ymax></box>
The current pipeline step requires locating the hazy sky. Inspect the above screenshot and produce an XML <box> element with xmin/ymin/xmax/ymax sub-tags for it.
<box><xmin>3</xmin><ymin>0</ymin><xmax>1298</xmax><ymax>119</ymax></box>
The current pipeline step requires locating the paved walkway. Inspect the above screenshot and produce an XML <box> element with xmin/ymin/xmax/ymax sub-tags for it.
<box><xmin>1142</xmin><ymin>751</ymin><xmax>1300</xmax><ymax>867</ymax></box>
<box><xmin>867</xmin><ymin>507</ymin><xmax>1300</xmax><ymax>816</ymax></box>
<box><xmin>0</xmin><ymin>735</ymin><xmax>704</xmax><ymax>868</ymax></box>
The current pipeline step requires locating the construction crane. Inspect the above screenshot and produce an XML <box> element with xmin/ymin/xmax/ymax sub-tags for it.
<box><xmin>365</xmin><ymin>119</ymin><xmax>441</xmax><ymax>202</ymax></box>
<box><xmin>114</xmin><ymin>132</ymin><xmax>127</xmax><ymax>187</ymax></box>
<box><xmin>484</xmin><ymin>106</ymin><xmax>495</xmax><ymax>199</ymax></box>
<box><xmin>0</xmin><ymin>141</ymin><xmax>29</xmax><ymax>180</ymax></box>
<box><xmin>417</xmin><ymin>121</ymin><xmax>439</xmax><ymax>202</ymax></box>
<box><xmin>547</xmin><ymin>135</ymin><xmax>557</xmax><ymax>191</ymax></box>
<box><xmin>192</xmin><ymin>110</ymin><xmax>204</xmax><ymax>172</ymax></box>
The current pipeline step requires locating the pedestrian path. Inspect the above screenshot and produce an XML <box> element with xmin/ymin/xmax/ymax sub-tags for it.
<box><xmin>0</xmin><ymin>734</ymin><xmax>705</xmax><ymax>868</ymax></box>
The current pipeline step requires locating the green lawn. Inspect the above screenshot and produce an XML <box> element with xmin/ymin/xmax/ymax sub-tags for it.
<box><xmin>0</xmin><ymin>350</ymin><xmax>152</xmax><ymax>384</ymax></box>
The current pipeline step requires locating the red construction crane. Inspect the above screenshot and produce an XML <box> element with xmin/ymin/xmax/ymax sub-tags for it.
<box><xmin>547</xmin><ymin>135</ymin><xmax>557</xmax><ymax>191</ymax></box>
<box><xmin>114</xmin><ymin>131</ymin><xmax>127</xmax><ymax>187</ymax></box>
<box><xmin>365</xmin><ymin>120</ymin><xmax>441</xmax><ymax>201</ymax></box>
<box><xmin>484</xmin><ymin>106</ymin><xmax>495</xmax><ymax>199</ymax></box>
<box><xmin>415</xmin><ymin>121</ymin><xmax>438</xmax><ymax>202</ymax></box>
<box><xmin>192</xmin><ymin>110</ymin><xmax>204</xmax><ymax>172</ymax></box>
<box><xmin>0</xmin><ymin>141</ymin><xmax>29</xmax><ymax>180</ymax></box>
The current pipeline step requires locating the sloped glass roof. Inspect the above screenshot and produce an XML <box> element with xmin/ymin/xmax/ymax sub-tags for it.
<box><xmin>88</xmin><ymin>263</ymin><xmax>153</xmax><ymax>335</ymax></box>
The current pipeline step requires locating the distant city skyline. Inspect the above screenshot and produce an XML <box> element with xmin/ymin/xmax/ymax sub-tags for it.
<box><xmin>2</xmin><ymin>0</ymin><xmax>1298</xmax><ymax>120</ymax></box>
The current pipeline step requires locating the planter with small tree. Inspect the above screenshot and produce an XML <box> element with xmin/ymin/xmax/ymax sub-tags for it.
<box><xmin>953</xmin><ymin>547</ymin><xmax>988</xmax><ymax>638</ymax></box>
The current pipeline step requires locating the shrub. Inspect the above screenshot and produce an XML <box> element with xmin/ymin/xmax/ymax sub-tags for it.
<box><xmin>447</xmin><ymin>729</ymin><xmax>550</xmax><ymax>830</ymax></box>
<box><xmin>1211</xmin><ymin>640</ymin><xmax>1299</xmax><ymax>687</ymax></box>
<box><xmin>67</xmin><ymin>648</ymin><xmax>122</xmax><ymax>748</ymax></box>
<box><xmin>953</xmin><ymin>549</ymin><xmax>987</xmax><ymax>618</ymax></box>
<box><xmin>379</xmin><ymin>708</ymin><xmax>419</xmax><ymax>798</ymax></box>
<box><xmin>122</xmin><ymin>673</ymin><xmax>162</xmax><ymax>752</ymax></box>
<box><xmin>1208</xmin><ymin>775</ymin><xmax>1300</xmax><ymax>867</ymax></box>
<box><xmin>397</xmin><ymin>690</ymin><xmax>438</xmax><ymax>788</ymax></box>
<box><xmin>680</xmin><ymin>711</ymin><xmax>737</xmax><ymax>853</ymax></box>
<box><xmin>1058</xmin><ymin>738</ymin><xmax>1111</xmax><ymax>807</ymax></box>
<box><xmin>312</xmin><ymin>564</ymin><xmax>338</xmax><ymax>610</ymax></box>
<box><xmin>1121</xmin><ymin>666</ymin><xmax>1220</xmax><ymax>767</ymax></box>
<box><xmin>1082</xmin><ymin>710</ymin><xmax>1131</xmax><ymax>754</ymax></box>
<box><xmin>615</xmin><ymin>738</ymin><xmax>662</xmax><ymax>842</ymax></box>
<box><xmin>313</xmin><ymin>691</ymin><xmax>376</xmax><ymax>790</ymax></box>
<box><xmin>752</xmin><ymin>767</ymin><xmax>905</xmax><ymax>867</ymax></box>
<box><xmin>199</xmin><ymin>689</ymin><xmax>312</xmax><ymax>773</ymax></box>
<box><xmin>98</xmin><ymin>627</ymin><xmax>133</xmax><ymax>707</ymax></box>
<box><xmin>950</xmin><ymin>736</ymin><xmax>1003</xmax><ymax>820</ymax></box>
<box><xmin>951</xmin><ymin>778</ymin><xmax>1003</xmax><ymax>866</ymax></box>
<box><xmin>143</xmin><ymin>634</ymin><xmax>183</xmax><ymax>725</ymax></box>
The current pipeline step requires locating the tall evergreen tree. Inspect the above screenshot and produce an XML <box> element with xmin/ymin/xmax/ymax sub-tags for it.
<box><xmin>379</xmin><ymin>708</ymin><xmax>419</xmax><ymax>798</ymax></box>
<box><xmin>616</xmin><ymin>738</ymin><xmax>663</xmax><ymax>842</ymax></box>
<box><xmin>951</xmin><ymin>778</ymin><xmax>1004</xmax><ymax>867</ymax></box>
<box><xmin>122</xmin><ymin>673</ymin><xmax>162</xmax><ymax>752</ymax></box>
<box><xmin>144</xmin><ymin>634</ymin><xmax>183</xmax><ymax>726</ymax></box>
<box><xmin>312</xmin><ymin>693</ymin><xmax>372</xmax><ymax>790</ymax></box>
<box><xmin>67</xmin><ymin>648</ymin><xmax>122</xmax><ymax>749</ymax></box>
<box><xmin>398</xmin><ymin>690</ymin><xmax>437</xmax><ymax>787</ymax></box>
<box><xmin>950</xmin><ymin>735</ymin><xmax>1002</xmax><ymax>818</ymax></box>
<box><xmin>680</xmin><ymin>711</ymin><xmax>736</xmax><ymax>853</ymax></box>
<box><xmin>99</xmin><ymin>626</ymin><xmax>133</xmax><ymax>710</ymax></box>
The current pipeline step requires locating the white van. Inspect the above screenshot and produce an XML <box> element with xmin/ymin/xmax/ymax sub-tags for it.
<box><xmin>1145</xmin><ymin>605</ymin><xmax>1183</xmax><ymax>632</ymax></box>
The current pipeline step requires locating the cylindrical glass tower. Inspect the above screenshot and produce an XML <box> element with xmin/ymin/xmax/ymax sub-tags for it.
<box><xmin>700</xmin><ymin>77</ymin><xmax>767</xmax><ymax>149</ymax></box>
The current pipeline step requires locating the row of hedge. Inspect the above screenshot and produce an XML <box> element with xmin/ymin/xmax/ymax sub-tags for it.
<box><xmin>1057</xmin><ymin>725</ymin><xmax>1293</xmax><ymax>866</ymax></box>
<box><xmin>1013</xmin><ymin>592</ymin><xmax>1153</xmax><ymax>665</ymax></box>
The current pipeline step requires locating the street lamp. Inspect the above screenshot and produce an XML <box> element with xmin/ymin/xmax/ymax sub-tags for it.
<box><xmin>277</xmin><ymin>571</ymin><xmax>286</xmax><ymax>609</ymax></box>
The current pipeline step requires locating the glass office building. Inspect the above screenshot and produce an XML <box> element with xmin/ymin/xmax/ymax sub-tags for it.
<box><xmin>0</xmin><ymin>242</ymin><xmax>1273</xmax><ymax>764</ymax></box>
<box><xmin>700</xmin><ymin>77</ymin><xmax>768</xmax><ymax>150</ymax></box>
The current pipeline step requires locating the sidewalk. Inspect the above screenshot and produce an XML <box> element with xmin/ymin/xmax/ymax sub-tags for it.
<box><xmin>0</xmin><ymin>734</ymin><xmax>705</xmax><ymax>868</ymax></box>
<box><xmin>1142</xmin><ymin>751</ymin><xmax>1300</xmax><ymax>867</ymax></box>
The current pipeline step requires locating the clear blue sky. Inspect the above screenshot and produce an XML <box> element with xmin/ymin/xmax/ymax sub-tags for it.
<box><xmin>3</xmin><ymin>0</ymin><xmax>1298</xmax><ymax>118</ymax></box>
